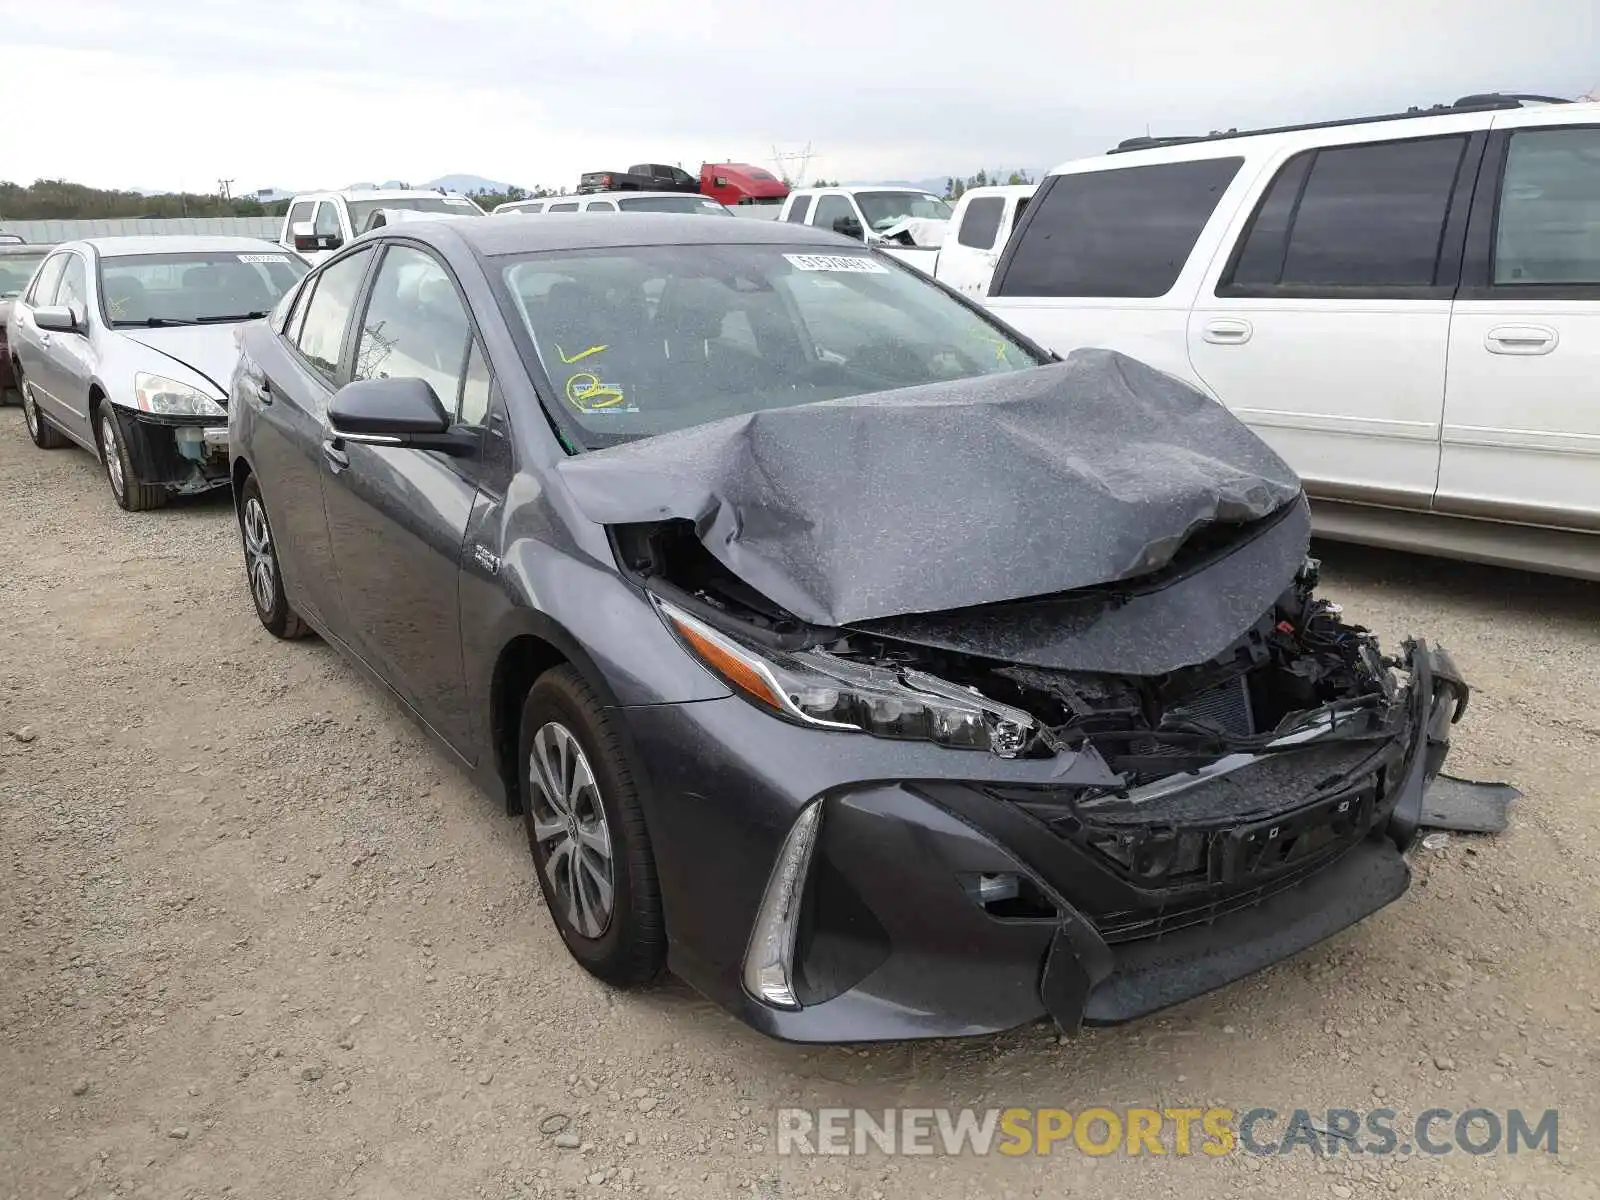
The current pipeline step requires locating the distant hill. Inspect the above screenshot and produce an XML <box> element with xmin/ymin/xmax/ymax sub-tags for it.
<box><xmin>423</xmin><ymin>174</ymin><xmax>520</xmax><ymax>195</ymax></box>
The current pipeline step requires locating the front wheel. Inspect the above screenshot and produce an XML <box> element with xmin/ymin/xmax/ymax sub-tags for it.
<box><xmin>237</xmin><ymin>475</ymin><xmax>311</xmax><ymax>639</ymax></box>
<box><xmin>519</xmin><ymin>665</ymin><xmax>664</xmax><ymax>987</ymax></box>
<box><xmin>96</xmin><ymin>405</ymin><xmax>166</xmax><ymax>511</ymax></box>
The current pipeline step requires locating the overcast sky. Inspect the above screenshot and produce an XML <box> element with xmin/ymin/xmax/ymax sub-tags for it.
<box><xmin>5</xmin><ymin>0</ymin><xmax>1597</xmax><ymax>195</ymax></box>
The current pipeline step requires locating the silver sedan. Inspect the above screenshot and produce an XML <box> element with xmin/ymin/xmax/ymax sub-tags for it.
<box><xmin>5</xmin><ymin>235</ymin><xmax>308</xmax><ymax>510</ymax></box>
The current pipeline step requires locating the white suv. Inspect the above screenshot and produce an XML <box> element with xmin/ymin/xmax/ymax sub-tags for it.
<box><xmin>984</xmin><ymin>93</ymin><xmax>1600</xmax><ymax>581</ymax></box>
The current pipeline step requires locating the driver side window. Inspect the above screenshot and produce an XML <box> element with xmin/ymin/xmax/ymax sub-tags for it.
<box><xmin>56</xmin><ymin>254</ymin><xmax>88</xmax><ymax>316</ymax></box>
<box><xmin>354</xmin><ymin>244</ymin><xmax>491</xmax><ymax>426</ymax></box>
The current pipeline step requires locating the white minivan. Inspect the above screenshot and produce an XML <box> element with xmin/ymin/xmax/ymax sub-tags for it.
<box><xmin>984</xmin><ymin>93</ymin><xmax>1600</xmax><ymax>580</ymax></box>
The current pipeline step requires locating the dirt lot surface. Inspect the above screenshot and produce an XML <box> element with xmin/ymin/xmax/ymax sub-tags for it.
<box><xmin>1</xmin><ymin>406</ymin><xmax>1597</xmax><ymax>1200</ymax></box>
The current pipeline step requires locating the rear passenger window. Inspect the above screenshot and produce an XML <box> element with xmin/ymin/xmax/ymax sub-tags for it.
<box><xmin>548</xmin><ymin>202</ymin><xmax>579</xmax><ymax>213</ymax></box>
<box><xmin>957</xmin><ymin>197</ymin><xmax>1004</xmax><ymax>249</ymax></box>
<box><xmin>294</xmin><ymin>247</ymin><xmax>374</xmax><ymax>380</ymax></box>
<box><xmin>786</xmin><ymin>196</ymin><xmax>812</xmax><ymax>224</ymax></box>
<box><xmin>1224</xmin><ymin>136</ymin><xmax>1467</xmax><ymax>293</ymax></box>
<box><xmin>1494</xmin><ymin>127</ymin><xmax>1600</xmax><ymax>285</ymax></box>
<box><xmin>994</xmin><ymin>157</ymin><xmax>1242</xmax><ymax>298</ymax></box>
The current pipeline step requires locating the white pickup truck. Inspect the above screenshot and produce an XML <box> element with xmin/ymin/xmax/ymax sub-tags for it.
<box><xmin>777</xmin><ymin>184</ymin><xmax>1034</xmax><ymax>295</ymax></box>
<box><xmin>279</xmin><ymin>189</ymin><xmax>486</xmax><ymax>263</ymax></box>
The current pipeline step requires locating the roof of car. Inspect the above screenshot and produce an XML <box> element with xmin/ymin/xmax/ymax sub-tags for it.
<box><xmin>574</xmin><ymin>191</ymin><xmax>726</xmax><ymax>202</ymax></box>
<box><xmin>77</xmin><ymin>235</ymin><xmax>292</xmax><ymax>257</ymax></box>
<box><xmin>432</xmin><ymin>212</ymin><xmax>851</xmax><ymax>256</ymax></box>
<box><xmin>304</xmin><ymin>189</ymin><xmax>476</xmax><ymax>201</ymax></box>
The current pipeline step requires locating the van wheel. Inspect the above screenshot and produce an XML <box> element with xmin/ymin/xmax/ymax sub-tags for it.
<box><xmin>20</xmin><ymin>374</ymin><xmax>67</xmax><ymax>449</ymax></box>
<box><xmin>96</xmin><ymin>405</ymin><xmax>166</xmax><ymax>511</ymax></box>
<box><xmin>519</xmin><ymin>665</ymin><xmax>665</xmax><ymax>987</ymax></box>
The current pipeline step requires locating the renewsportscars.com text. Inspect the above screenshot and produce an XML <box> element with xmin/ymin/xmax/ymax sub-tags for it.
<box><xmin>776</xmin><ymin>1106</ymin><xmax>1559</xmax><ymax>1158</ymax></box>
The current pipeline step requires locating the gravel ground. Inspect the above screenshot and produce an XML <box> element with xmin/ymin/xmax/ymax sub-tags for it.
<box><xmin>1</xmin><ymin>405</ymin><xmax>1597</xmax><ymax>1200</ymax></box>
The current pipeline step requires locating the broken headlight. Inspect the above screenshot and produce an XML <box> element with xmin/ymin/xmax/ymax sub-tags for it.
<box><xmin>655</xmin><ymin>598</ymin><xmax>1036</xmax><ymax>757</ymax></box>
<box><xmin>133</xmin><ymin>372</ymin><xmax>227</xmax><ymax>418</ymax></box>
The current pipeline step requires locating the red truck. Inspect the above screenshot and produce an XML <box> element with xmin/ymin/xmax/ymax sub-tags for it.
<box><xmin>577</xmin><ymin>163</ymin><xmax>790</xmax><ymax>214</ymax></box>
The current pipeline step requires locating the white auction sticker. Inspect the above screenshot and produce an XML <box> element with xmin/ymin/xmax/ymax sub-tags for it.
<box><xmin>237</xmin><ymin>254</ymin><xmax>290</xmax><ymax>264</ymax></box>
<box><xmin>783</xmin><ymin>253</ymin><xmax>888</xmax><ymax>273</ymax></box>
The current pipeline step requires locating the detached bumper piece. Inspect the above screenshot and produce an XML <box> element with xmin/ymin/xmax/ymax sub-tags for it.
<box><xmin>115</xmin><ymin>408</ymin><xmax>231</xmax><ymax>494</ymax></box>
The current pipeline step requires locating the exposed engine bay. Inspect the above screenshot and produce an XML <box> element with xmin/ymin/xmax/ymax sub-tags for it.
<box><xmin>619</xmin><ymin>517</ymin><xmax>1407</xmax><ymax>775</ymax></box>
<box><xmin>618</xmin><ymin>511</ymin><xmax>1473</xmax><ymax>909</ymax></box>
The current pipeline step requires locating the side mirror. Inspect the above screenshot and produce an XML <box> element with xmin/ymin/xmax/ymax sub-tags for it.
<box><xmin>832</xmin><ymin>216</ymin><xmax>864</xmax><ymax>241</ymax></box>
<box><xmin>290</xmin><ymin>221</ymin><xmax>318</xmax><ymax>252</ymax></box>
<box><xmin>328</xmin><ymin>377</ymin><xmax>475</xmax><ymax>456</ymax></box>
<box><xmin>34</xmin><ymin>304</ymin><xmax>80</xmax><ymax>333</ymax></box>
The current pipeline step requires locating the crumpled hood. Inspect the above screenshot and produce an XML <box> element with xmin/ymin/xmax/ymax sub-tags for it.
<box><xmin>119</xmin><ymin>324</ymin><xmax>246</xmax><ymax>396</ymax></box>
<box><xmin>558</xmin><ymin>348</ymin><xmax>1304</xmax><ymax>627</ymax></box>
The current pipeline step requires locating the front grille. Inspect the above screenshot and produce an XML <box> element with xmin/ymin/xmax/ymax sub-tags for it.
<box><xmin>1091</xmin><ymin>848</ymin><xmax>1350</xmax><ymax>943</ymax></box>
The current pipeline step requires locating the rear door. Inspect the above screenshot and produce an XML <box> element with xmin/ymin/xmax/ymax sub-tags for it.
<box><xmin>36</xmin><ymin>250</ymin><xmax>95</xmax><ymax>440</ymax></box>
<box><xmin>320</xmin><ymin>241</ymin><xmax>487</xmax><ymax>749</ymax></box>
<box><xmin>247</xmin><ymin>245</ymin><xmax>377</xmax><ymax>627</ymax></box>
<box><xmin>11</xmin><ymin>252</ymin><xmax>68</xmax><ymax>412</ymax></box>
<box><xmin>1187</xmin><ymin>132</ymin><xmax>1483</xmax><ymax>508</ymax></box>
<box><xmin>1440</xmin><ymin>112</ymin><xmax>1600</xmax><ymax>534</ymax></box>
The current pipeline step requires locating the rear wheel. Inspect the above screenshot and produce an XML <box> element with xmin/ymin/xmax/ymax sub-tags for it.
<box><xmin>238</xmin><ymin>474</ymin><xmax>311</xmax><ymax>639</ymax></box>
<box><xmin>519</xmin><ymin>665</ymin><xmax>664</xmax><ymax>987</ymax></box>
<box><xmin>95</xmin><ymin>405</ymin><xmax>166</xmax><ymax>511</ymax></box>
<box><xmin>19</xmin><ymin>372</ymin><xmax>66</xmax><ymax>449</ymax></box>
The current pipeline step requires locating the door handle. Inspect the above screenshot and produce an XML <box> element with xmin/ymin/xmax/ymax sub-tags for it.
<box><xmin>38</xmin><ymin>332</ymin><xmax>51</xmax><ymax>348</ymax></box>
<box><xmin>1485</xmin><ymin>325</ymin><xmax>1557</xmax><ymax>356</ymax></box>
<box><xmin>321</xmin><ymin>438</ymin><xmax>349</xmax><ymax>472</ymax></box>
<box><xmin>1202</xmin><ymin>318</ymin><xmax>1253</xmax><ymax>345</ymax></box>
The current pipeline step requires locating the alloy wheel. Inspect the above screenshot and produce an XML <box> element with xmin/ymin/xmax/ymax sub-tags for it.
<box><xmin>100</xmin><ymin>413</ymin><xmax>125</xmax><ymax>499</ymax></box>
<box><xmin>242</xmin><ymin>496</ymin><xmax>277</xmax><ymax>616</ymax></box>
<box><xmin>528</xmin><ymin>722</ymin><xmax>615</xmax><ymax>939</ymax></box>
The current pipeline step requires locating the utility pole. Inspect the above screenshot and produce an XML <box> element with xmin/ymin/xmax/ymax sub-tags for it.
<box><xmin>771</xmin><ymin>142</ymin><xmax>815</xmax><ymax>188</ymax></box>
<box><xmin>217</xmin><ymin>178</ymin><xmax>234</xmax><ymax>202</ymax></box>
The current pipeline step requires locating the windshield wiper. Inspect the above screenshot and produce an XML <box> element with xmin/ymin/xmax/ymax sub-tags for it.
<box><xmin>191</xmin><ymin>311</ymin><xmax>269</xmax><ymax>323</ymax></box>
<box><xmin>118</xmin><ymin>317</ymin><xmax>198</xmax><ymax>327</ymax></box>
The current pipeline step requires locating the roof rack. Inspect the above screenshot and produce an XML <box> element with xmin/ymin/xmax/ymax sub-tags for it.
<box><xmin>1108</xmin><ymin>92</ymin><xmax>1574</xmax><ymax>155</ymax></box>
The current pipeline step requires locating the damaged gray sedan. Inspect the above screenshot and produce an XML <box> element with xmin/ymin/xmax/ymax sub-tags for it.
<box><xmin>228</xmin><ymin>215</ymin><xmax>1471</xmax><ymax>1042</ymax></box>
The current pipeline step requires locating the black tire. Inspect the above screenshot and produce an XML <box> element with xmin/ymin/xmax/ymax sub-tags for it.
<box><xmin>237</xmin><ymin>474</ymin><xmax>311</xmax><ymax>639</ymax></box>
<box><xmin>519</xmin><ymin>665</ymin><xmax>664</xmax><ymax>987</ymax></box>
<box><xmin>19</xmin><ymin>371</ymin><xmax>67</xmax><ymax>449</ymax></box>
<box><xmin>94</xmin><ymin>403</ymin><xmax>166</xmax><ymax>511</ymax></box>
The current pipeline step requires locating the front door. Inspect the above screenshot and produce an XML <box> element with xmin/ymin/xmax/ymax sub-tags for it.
<box><xmin>1188</xmin><ymin>132</ymin><xmax>1482</xmax><ymax>509</ymax></box>
<box><xmin>319</xmin><ymin>242</ymin><xmax>490</xmax><ymax>750</ymax></box>
<box><xmin>1440</xmin><ymin>116</ymin><xmax>1600</xmax><ymax>533</ymax></box>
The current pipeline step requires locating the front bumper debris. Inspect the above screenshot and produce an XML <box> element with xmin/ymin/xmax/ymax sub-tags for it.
<box><xmin>115</xmin><ymin>407</ymin><xmax>231</xmax><ymax>493</ymax></box>
<box><xmin>625</xmin><ymin>641</ymin><xmax>1480</xmax><ymax>1043</ymax></box>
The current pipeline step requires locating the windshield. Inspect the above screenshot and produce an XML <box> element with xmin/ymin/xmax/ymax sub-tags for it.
<box><xmin>856</xmin><ymin>191</ymin><xmax>953</xmax><ymax>230</ymax></box>
<box><xmin>502</xmin><ymin>244</ymin><xmax>1043</xmax><ymax>448</ymax></box>
<box><xmin>616</xmin><ymin>195</ymin><xmax>731</xmax><ymax>215</ymax></box>
<box><xmin>100</xmin><ymin>251</ymin><xmax>309</xmax><ymax>326</ymax></box>
<box><xmin>346</xmin><ymin>196</ymin><xmax>483</xmax><ymax>231</ymax></box>
<box><xmin>0</xmin><ymin>252</ymin><xmax>48</xmax><ymax>298</ymax></box>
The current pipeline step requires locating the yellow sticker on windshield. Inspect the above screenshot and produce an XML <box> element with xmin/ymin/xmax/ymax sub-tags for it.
<box><xmin>556</xmin><ymin>343</ymin><xmax>608</xmax><ymax>364</ymax></box>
